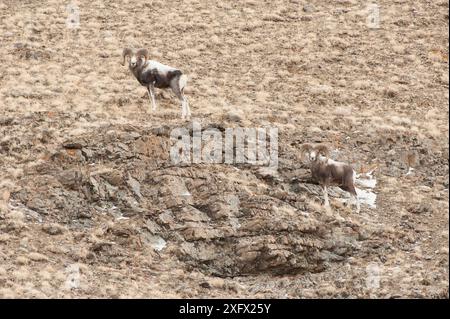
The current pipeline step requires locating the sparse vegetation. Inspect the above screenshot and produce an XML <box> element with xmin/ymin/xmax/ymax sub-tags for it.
<box><xmin>0</xmin><ymin>0</ymin><xmax>448</xmax><ymax>298</ymax></box>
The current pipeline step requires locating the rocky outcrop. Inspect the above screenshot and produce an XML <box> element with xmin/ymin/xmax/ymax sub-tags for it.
<box><xmin>8</xmin><ymin>119</ymin><xmax>360</xmax><ymax>277</ymax></box>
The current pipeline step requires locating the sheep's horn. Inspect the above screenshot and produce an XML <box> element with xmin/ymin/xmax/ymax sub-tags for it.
<box><xmin>122</xmin><ymin>48</ymin><xmax>134</xmax><ymax>66</ymax></box>
<box><xmin>314</xmin><ymin>145</ymin><xmax>330</xmax><ymax>158</ymax></box>
<box><xmin>136</xmin><ymin>48</ymin><xmax>149</xmax><ymax>61</ymax></box>
<box><xmin>300</xmin><ymin>143</ymin><xmax>313</xmax><ymax>160</ymax></box>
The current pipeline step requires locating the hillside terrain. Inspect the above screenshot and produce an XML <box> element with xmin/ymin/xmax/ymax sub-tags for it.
<box><xmin>0</xmin><ymin>0</ymin><xmax>448</xmax><ymax>298</ymax></box>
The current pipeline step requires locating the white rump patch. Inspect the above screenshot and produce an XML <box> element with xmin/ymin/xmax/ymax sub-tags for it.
<box><xmin>179</xmin><ymin>74</ymin><xmax>188</xmax><ymax>90</ymax></box>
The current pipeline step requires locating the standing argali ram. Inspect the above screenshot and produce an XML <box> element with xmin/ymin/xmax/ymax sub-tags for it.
<box><xmin>122</xmin><ymin>48</ymin><xmax>191</xmax><ymax>120</ymax></box>
<box><xmin>301</xmin><ymin>144</ymin><xmax>360</xmax><ymax>213</ymax></box>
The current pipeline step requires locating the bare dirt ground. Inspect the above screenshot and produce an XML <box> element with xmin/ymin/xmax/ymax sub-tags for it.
<box><xmin>0</xmin><ymin>0</ymin><xmax>448</xmax><ymax>298</ymax></box>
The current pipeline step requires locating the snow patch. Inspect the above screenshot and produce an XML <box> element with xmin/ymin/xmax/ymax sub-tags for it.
<box><xmin>356</xmin><ymin>188</ymin><xmax>377</xmax><ymax>208</ymax></box>
<box><xmin>357</xmin><ymin>177</ymin><xmax>377</xmax><ymax>189</ymax></box>
<box><xmin>149</xmin><ymin>235</ymin><xmax>167</xmax><ymax>252</ymax></box>
<box><xmin>355</xmin><ymin>173</ymin><xmax>377</xmax><ymax>208</ymax></box>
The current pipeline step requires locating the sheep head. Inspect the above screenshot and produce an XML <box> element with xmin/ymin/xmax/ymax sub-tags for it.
<box><xmin>313</xmin><ymin>145</ymin><xmax>330</xmax><ymax>160</ymax></box>
<box><xmin>122</xmin><ymin>48</ymin><xmax>149</xmax><ymax>69</ymax></box>
<box><xmin>300</xmin><ymin>143</ymin><xmax>314</xmax><ymax>161</ymax></box>
<box><xmin>300</xmin><ymin>144</ymin><xmax>330</xmax><ymax>162</ymax></box>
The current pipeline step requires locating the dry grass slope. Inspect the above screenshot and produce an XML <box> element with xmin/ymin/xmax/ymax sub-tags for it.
<box><xmin>0</xmin><ymin>0</ymin><xmax>448</xmax><ymax>298</ymax></box>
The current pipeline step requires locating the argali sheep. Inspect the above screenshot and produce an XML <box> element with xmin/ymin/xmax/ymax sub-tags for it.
<box><xmin>300</xmin><ymin>144</ymin><xmax>360</xmax><ymax>213</ymax></box>
<box><xmin>122</xmin><ymin>48</ymin><xmax>191</xmax><ymax>120</ymax></box>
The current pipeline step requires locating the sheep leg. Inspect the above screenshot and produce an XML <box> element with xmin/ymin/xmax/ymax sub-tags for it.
<box><xmin>180</xmin><ymin>96</ymin><xmax>187</xmax><ymax>120</ymax></box>
<box><xmin>182</xmin><ymin>96</ymin><xmax>190</xmax><ymax>119</ymax></box>
<box><xmin>147</xmin><ymin>84</ymin><xmax>157</xmax><ymax>112</ymax></box>
<box><xmin>170</xmin><ymin>77</ymin><xmax>189</xmax><ymax>120</ymax></box>
<box><xmin>179</xmin><ymin>94</ymin><xmax>187</xmax><ymax>120</ymax></box>
<box><xmin>178</xmin><ymin>75</ymin><xmax>190</xmax><ymax>119</ymax></box>
<box><xmin>353</xmin><ymin>194</ymin><xmax>360</xmax><ymax>213</ymax></box>
<box><xmin>146</xmin><ymin>90</ymin><xmax>151</xmax><ymax>106</ymax></box>
<box><xmin>183</xmin><ymin>93</ymin><xmax>191</xmax><ymax>119</ymax></box>
<box><xmin>323</xmin><ymin>185</ymin><xmax>331</xmax><ymax>211</ymax></box>
<box><xmin>347</xmin><ymin>185</ymin><xmax>360</xmax><ymax>213</ymax></box>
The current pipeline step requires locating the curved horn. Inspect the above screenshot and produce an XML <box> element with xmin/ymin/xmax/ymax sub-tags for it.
<box><xmin>314</xmin><ymin>144</ymin><xmax>330</xmax><ymax>158</ymax></box>
<box><xmin>300</xmin><ymin>143</ymin><xmax>313</xmax><ymax>160</ymax></box>
<box><xmin>122</xmin><ymin>48</ymin><xmax>134</xmax><ymax>66</ymax></box>
<box><xmin>136</xmin><ymin>48</ymin><xmax>149</xmax><ymax>61</ymax></box>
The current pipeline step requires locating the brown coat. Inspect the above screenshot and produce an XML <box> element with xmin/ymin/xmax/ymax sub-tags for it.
<box><xmin>311</xmin><ymin>160</ymin><xmax>357</xmax><ymax>196</ymax></box>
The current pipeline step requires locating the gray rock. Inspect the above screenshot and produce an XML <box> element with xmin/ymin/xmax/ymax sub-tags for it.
<box><xmin>303</xmin><ymin>4</ymin><xmax>315</xmax><ymax>13</ymax></box>
<box><xmin>42</xmin><ymin>223</ymin><xmax>65</xmax><ymax>235</ymax></box>
<box><xmin>127</xmin><ymin>175</ymin><xmax>142</xmax><ymax>199</ymax></box>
